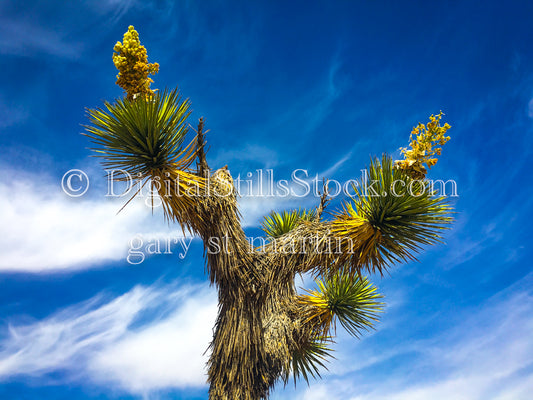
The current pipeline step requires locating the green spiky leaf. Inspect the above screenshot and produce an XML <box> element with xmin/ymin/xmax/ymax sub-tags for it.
<box><xmin>300</xmin><ymin>273</ymin><xmax>384</xmax><ymax>338</ymax></box>
<box><xmin>83</xmin><ymin>88</ymin><xmax>204</xmax><ymax>225</ymax></box>
<box><xmin>262</xmin><ymin>209</ymin><xmax>316</xmax><ymax>239</ymax></box>
<box><xmin>333</xmin><ymin>155</ymin><xmax>453</xmax><ymax>275</ymax></box>
<box><xmin>84</xmin><ymin>88</ymin><xmax>194</xmax><ymax>180</ymax></box>
<box><xmin>290</xmin><ymin>335</ymin><xmax>333</xmax><ymax>385</ymax></box>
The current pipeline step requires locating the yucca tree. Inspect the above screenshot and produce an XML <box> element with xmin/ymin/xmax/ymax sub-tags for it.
<box><xmin>84</xmin><ymin>26</ymin><xmax>453</xmax><ymax>400</ymax></box>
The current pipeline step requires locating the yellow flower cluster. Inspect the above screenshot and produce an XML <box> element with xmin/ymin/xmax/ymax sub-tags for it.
<box><xmin>395</xmin><ymin>112</ymin><xmax>451</xmax><ymax>179</ymax></box>
<box><xmin>112</xmin><ymin>26</ymin><xmax>159</xmax><ymax>100</ymax></box>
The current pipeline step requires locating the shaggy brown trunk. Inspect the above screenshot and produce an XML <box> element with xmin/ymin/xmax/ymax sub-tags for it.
<box><xmin>192</xmin><ymin>119</ymin><xmax>310</xmax><ymax>399</ymax></box>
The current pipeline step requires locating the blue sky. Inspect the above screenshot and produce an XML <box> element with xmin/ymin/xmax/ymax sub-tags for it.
<box><xmin>0</xmin><ymin>1</ymin><xmax>532</xmax><ymax>399</ymax></box>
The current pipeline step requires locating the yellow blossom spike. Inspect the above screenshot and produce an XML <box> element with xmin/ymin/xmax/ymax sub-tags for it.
<box><xmin>395</xmin><ymin>111</ymin><xmax>451</xmax><ymax>179</ymax></box>
<box><xmin>112</xmin><ymin>25</ymin><xmax>159</xmax><ymax>100</ymax></box>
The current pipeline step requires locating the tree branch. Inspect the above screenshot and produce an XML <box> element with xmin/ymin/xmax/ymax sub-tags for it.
<box><xmin>315</xmin><ymin>178</ymin><xmax>330</xmax><ymax>221</ymax></box>
<box><xmin>196</xmin><ymin>117</ymin><xmax>209</xmax><ymax>177</ymax></box>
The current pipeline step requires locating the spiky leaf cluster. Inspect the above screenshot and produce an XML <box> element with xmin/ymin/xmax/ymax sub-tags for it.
<box><xmin>332</xmin><ymin>155</ymin><xmax>452</xmax><ymax>275</ymax></box>
<box><xmin>290</xmin><ymin>335</ymin><xmax>333</xmax><ymax>384</ymax></box>
<box><xmin>262</xmin><ymin>209</ymin><xmax>316</xmax><ymax>239</ymax></box>
<box><xmin>84</xmin><ymin>89</ymin><xmax>204</xmax><ymax>225</ymax></box>
<box><xmin>299</xmin><ymin>273</ymin><xmax>384</xmax><ymax>338</ymax></box>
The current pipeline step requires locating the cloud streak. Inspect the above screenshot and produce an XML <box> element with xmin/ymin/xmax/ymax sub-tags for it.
<box><xmin>0</xmin><ymin>17</ymin><xmax>81</xmax><ymax>59</ymax></box>
<box><xmin>0</xmin><ymin>166</ymin><xmax>186</xmax><ymax>272</ymax></box>
<box><xmin>0</xmin><ymin>282</ymin><xmax>217</xmax><ymax>395</ymax></box>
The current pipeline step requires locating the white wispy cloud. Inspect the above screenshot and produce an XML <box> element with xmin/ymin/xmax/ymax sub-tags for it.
<box><xmin>0</xmin><ymin>166</ymin><xmax>186</xmax><ymax>272</ymax></box>
<box><xmin>317</xmin><ymin>151</ymin><xmax>353</xmax><ymax>179</ymax></box>
<box><xmin>89</xmin><ymin>291</ymin><xmax>215</xmax><ymax>391</ymax></box>
<box><xmin>300</xmin><ymin>54</ymin><xmax>347</xmax><ymax>134</ymax></box>
<box><xmin>210</xmin><ymin>144</ymin><xmax>282</xmax><ymax>170</ymax></box>
<box><xmin>0</xmin><ymin>282</ymin><xmax>217</xmax><ymax>395</ymax></box>
<box><xmin>0</xmin><ymin>16</ymin><xmax>81</xmax><ymax>59</ymax></box>
<box><xmin>251</xmin><ymin>53</ymin><xmax>348</xmax><ymax>143</ymax></box>
<box><xmin>0</xmin><ymin>286</ymin><xmax>151</xmax><ymax>378</ymax></box>
<box><xmin>0</xmin><ymin>0</ymin><xmax>136</xmax><ymax>60</ymax></box>
<box><xmin>87</xmin><ymin>0</ymin><xmax>135</xmax><ymax>26</ymax></box>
